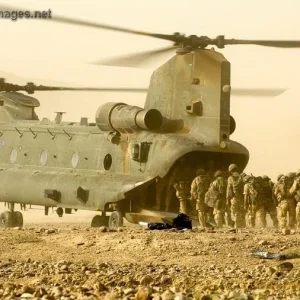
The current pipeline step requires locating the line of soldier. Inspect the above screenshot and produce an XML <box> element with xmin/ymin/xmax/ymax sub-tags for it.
<box><xmin>173</xmin><ymin>163</ymin><xmax>300</xmax><ymax>233</ymax></box>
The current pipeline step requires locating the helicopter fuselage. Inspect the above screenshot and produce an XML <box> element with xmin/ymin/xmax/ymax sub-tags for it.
<box><xmin>0</xmin><ymin>118</ymin><xmax>248</xmax><ymax>218</ymax></box>
<box><xmin>0</xmin><ymin>48</ymin><xmax>250</xmax><ymax>226</ymax></box>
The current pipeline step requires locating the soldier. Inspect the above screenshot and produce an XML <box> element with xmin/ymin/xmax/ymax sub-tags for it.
<box><xmin>273</xmin><ymin>174</ymin><xmax>284</xmax><ymax>207</ymax></box>
<box><xmin>205</xmin><ymin>161</ymin><xmax>216</xmax><ymax>224</ymax></box>
<box><xmin>254</xmin><ymin>176</ymin><xmax>267</xmax><ymax>228</ymax></box>
<box><xmin>222</xmin><ymin>168</ymin><xmax>234</xmax><ymax>227</ymax></box>
<box><xmin>205</xmin><ymin>170</ymin><xmax>227</xmax><ymax>228</ymax></box>
<box><xmin>226</xmin><ymin>164</ymin><xmax>245</xmax><ymax>230</ymax></box>
<box><xmin>289</xmin><ymin>171</ymin><xmax>300</xmax><ymax>230</ymax></box>
<box><xmin>191</xmin><ymin>169</ymin><xmax>210</xmax><ymax>228</ymax></box>
<box><xmin>244</xmin><ymin>176</ymin><xmax>266</xmax><ymax>228</ymax></box>
<box><xmin>262</xmin><ymin>175</ymin><xmax>278</xmax><ymax>228</ymax></box>
<box><xmin>274</xmin><ymin>173</ymin><xmax>296</xmax><ymax>232</ymax></box>
<box><xmin>243</xmin><ymin>175</ymin><xmax>254</xmax><ymax>227</ymax></box>
<box><xmin>173</xmin><ymin>181</ymin><xmax>190</xmax><ymax>214</ymax></box>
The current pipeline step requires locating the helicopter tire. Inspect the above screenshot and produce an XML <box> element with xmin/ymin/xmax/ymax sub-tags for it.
<box><xmin>91</xmin><ymin>215</ymin><xmax>109</xmax><ymax>228</ymax></box>
<box><xmin>108</xmin><ymin>211</ymin><xmax>124</xmax><ymax>229</ymax></box>
<box><xmin>13</xmin><ymin>211</ymin><xmax>23</xmax><ymax>227</ymax></box>
<box><xmin>0</xmin><ymin>211</ymin><xmax>15</xmax><ymax>228</ymax></box>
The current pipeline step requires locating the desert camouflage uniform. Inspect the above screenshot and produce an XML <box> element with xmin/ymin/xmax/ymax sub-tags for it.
<box><xmin>254</xmin><ymin>177</ymin><xmax>267</xmax><ymax>228</ymax></box>
<box><xmin>262</xmin><ymin>176</ymin><xmax>278</xmax><ymax>228</ymax></box>
<box><xmin>289</xmin><ymin>174</ymin><xmax>300</xmax><ymax>229</ymax></box>
<box><xmin>206</xmin><ymin>164</ymin><xmax>216</xmax><ymax>224</ymax></box>
<box><xmin>205</xmin><ymin>171</ymin><xmax>227</xmax><ymax>228</ymax></box>
<box><xmin>272</xmin><ymin>174</ymin><xmax>284</xmax><ymax>206</ymax></box>
<box><xmin>227</xmin><ymin>172</ymin><xmax>245</xmax><ymax>229</ymax></box>
<box><xmin>191</xmin><ymin>171</ymin><xmax>210</xmax><ymax>228</ymax></box>
<box><xmin>275</xmin><ymin>175</ymin><xmax>296</xmax><ymax>230</ymax></box>
<box><xmin>244</xmin><ymin>177</ymin><xmax>266</xmax><ymax>228</ymax></box>
<box><xmin>173</xmin><ymin>181</ymin><xmax>190</xmax><ymax>214</ymax></box>
<box><xmin>243</xmin><ymin>177</ymin><xmax>253</xmax><ymax>227</ymax></box>
<box><xmin>223</xmin><ymin>171</ymin><xmax>234</xmax><ymax>227</ymax></box>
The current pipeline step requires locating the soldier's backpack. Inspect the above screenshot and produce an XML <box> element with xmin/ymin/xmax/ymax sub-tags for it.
<box><xmin>295</xmin><ymin>190</ymin><xmax>300</xmax><ymax>202</ymax></box>
<box><xmin>248</xmin><ymin>184</ymin><xmax>258</xmax><ymax>205</ymax></box>
<box><xmin>232</xmin><ymin>176</ymin><xmax>244</xmax><ymax>198</ymax></box>
<box><xmin>205</xmin><ymin>178</ymin><xmax>226</xmax><ymax>208</ymax></box>
<box><xmin>195</xmin><ymin>175</ymin><xmax>210</xmax><ymax>199</ymax></box>
<box><xmin>147</xmin><ymin>213</ymin><xmax>192</xmax><ymax>231</ymax></box>
<box><xmin>275</xmin><ymin>182</ymin><xmax>286</xmax><ymax>202</ymax></box>
<box><xmin>205</xmin><ymin>188</ymin><xmax>218</xmax><ymax>208</ymax></box>
<box><xmin>216</xmin><ymin>177</ymin><xmax>226</xmax><ymax>197</ymax></box>
<box><xmin>172</xmin><ymin>213</ymin><xmax>192</xmax><ymax>230</ymax></box>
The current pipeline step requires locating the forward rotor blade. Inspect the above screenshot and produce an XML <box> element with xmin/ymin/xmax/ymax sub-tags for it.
<box><xmin>0</xmin><ymin>78</ymin><xmax>287</xmax><ymax>96</ymax></box>
<box><xmin>40</xmin><ymin>87</ymin><xmax>148</xmax><ymax>92</ymax></box>
<box><xmin>231</xmin><ymin>88</ymin><xmax>287</xmax><ymax>97</ymax></box>
<box><xmin>92</xmin><ymin>46</ymin><xmax>177</xmax><ymax>67</ymax></box>
<box><xmin>0</xmin><ymin>78</ymin><xmax>148</xmax><ymax>94</ymax></box>
<box><xmin>225</xmin><ymin>39</ymin><xmax>300</xmax><ymax>48</ymax></box>
<box><xmin>55</xmin><ymin>87</ymin><xmax>287</xmax><ymax>96</ymax></box>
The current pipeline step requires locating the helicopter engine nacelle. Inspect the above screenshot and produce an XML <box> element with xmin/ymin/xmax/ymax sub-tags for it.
<box><xmin>95</xmin><ymin>102</ymin><xmax>163</xmax><ymax>133</ymax></box>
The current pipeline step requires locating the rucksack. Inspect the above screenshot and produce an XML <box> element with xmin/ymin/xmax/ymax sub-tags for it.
<box><xmin>232</xmin><ymin>177</ymin><xmax>244</xmax><ymax>198</ymax></box>
<box><xmin>172</xmin><ymin>213</ymin><xmax>192</xmax><ymax>230</ymax></box>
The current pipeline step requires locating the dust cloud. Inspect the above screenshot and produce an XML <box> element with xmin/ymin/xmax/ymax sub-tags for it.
<box><xmin>0</xmin><ymin>0</ymin><xmax>300</xmax><ymax>181</ymax></box>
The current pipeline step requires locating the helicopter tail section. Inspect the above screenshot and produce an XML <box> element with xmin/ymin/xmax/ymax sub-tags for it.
<box><xmin>144</xmin><ymin>49</ymin><xmax>232</xmax><ymax>147</ymax></box>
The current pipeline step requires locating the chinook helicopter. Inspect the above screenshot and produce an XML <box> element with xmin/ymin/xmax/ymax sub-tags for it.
<box><xmin>0</xmin><ymin>6</ymin><xmax>294</xmax><ymax>228</ymax></box>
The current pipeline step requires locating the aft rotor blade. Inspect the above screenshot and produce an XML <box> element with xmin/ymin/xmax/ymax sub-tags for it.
<box><xmin>0</xmin><ymin>4</ymin><xmax>178</xmax><ymax>43</ymax></box>
<box><xmin>231</xmin><ymin>88</ymin><xmax>287</xmax><ymax>97</ymax></box>
<box><xmin>92</xmin><ymin>46</ymin><xmax>177</xmax><ymax>67</ymax></box>
<box><xmin>225</xmin><ymin>39</ymin><xmax>300</xmax><ymax>48</ymax></box>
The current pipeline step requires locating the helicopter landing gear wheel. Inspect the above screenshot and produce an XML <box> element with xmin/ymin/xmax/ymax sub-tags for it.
<box><xmin>91</xmin><ymin>215</ymin><xmax>109</xmax><ymax>228</ymax></box>
<box><xmin>13</xmin><ymin>211</ymin><xmax>23</xmax><ymax>227</ymax></box>
<box><xmin>56</xmin><ymin>207</ymin><xmax>63</xmax><ymax>218</ymax></box>
<box><xmin>0</xmin><ymin>211</ymin><xmax>14</xmax><ymax>228</ymax></box>
<box><xmin>108</xmin><ymin>211</ymin><xmax>124</xmax><ymax>229</ymax></box>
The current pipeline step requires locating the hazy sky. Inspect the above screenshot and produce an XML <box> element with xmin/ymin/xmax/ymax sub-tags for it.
<box><xmin>1</xmin><ymin>0</ymin><xmax>300</xmax><ymax>180</ymax></box>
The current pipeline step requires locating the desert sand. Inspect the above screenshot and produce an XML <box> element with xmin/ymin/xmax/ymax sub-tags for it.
<box><xmin>0</xmin><ymin>203</ymin><xmax>299</xmax><ymax>299</ymax></box>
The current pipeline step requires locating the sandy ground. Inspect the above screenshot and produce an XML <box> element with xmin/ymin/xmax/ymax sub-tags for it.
<box><xmin>0</xmin><ymin>203</ymin><xmax>299</xmax><ymax>299</ymax></box>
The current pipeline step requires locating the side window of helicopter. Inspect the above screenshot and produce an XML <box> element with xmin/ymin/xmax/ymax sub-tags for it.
<box><xmin>10</xmin><ymin>148</ymin><xmax>18</xmax><ymax>163</ymax></box>
<box><xmin>103</xmin><ymin>154</ymin><xmax>112</xmax><ymax>170</ymax></box>
<box><xmin>71</xmin><ymin>152</ymin><xmax>79</xmax><ymax>168</ymax></box>
<box><xmin>40</xmin><ymin>150</ymin><xmax>48</xmax><ymax>166</ymax></box>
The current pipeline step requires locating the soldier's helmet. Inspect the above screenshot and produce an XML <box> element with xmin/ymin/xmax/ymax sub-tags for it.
<box><xmin>228</xmin><ymin>164</ymin><xmax>238</xmax><ymax>173</ymax></box>
<box><xmin>287</xmin><ymin>172</ymin><xmax>296</xmax><ymax>178</ymax></box>
<box><xmin>240</xmin><ymin>172</ymin><xmax>247</xmax><ymax>178</ymax></box>
<box><xmin>196</xmin><ymin>168</ymin><xmax>205</xmax><ymax>176</ymax></box>
<box><xmin>277</xmin><ymin>174</ymin><xmax>284</xmax><ymax>181</ymax></box>
<box><xmin>262</xmin><ymin>175</ymin><xmax>270</xmax><ymax>181</ymax></box>
<box><xmin>232</xmin><ymin>171</ymin><xmax>240</xmax><ymax>178</ymax></box>
<box><xmin>280</xmin><ymin>175</ymin><xmax>286</xmax><ymax>182</ymax></box>
<box><xmin>214</xmin><ymin>170</ymin><xmax>222</xmax><ymax>178</ymax></box>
